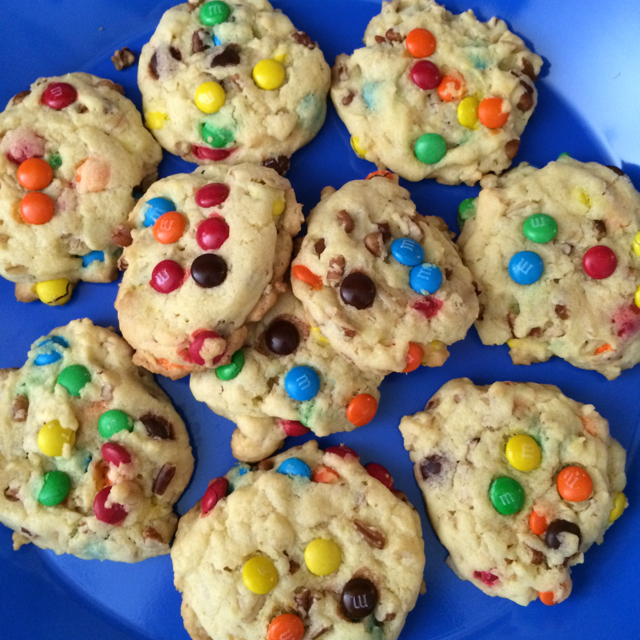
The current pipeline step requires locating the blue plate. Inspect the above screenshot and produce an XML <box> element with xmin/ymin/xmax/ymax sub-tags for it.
<box><xmin>1</xmin><ymin>1</ymin><xmax>639</xmax><ymax>638</ymax></box>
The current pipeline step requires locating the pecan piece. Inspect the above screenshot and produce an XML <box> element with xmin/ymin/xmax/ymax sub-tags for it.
<box><xmin>258</xmin><ymin>459</ymin><xmax>274</xmax><ymax>471</ymax></box>
<box><xmin>111</xmin><ymin>47</ymin><xmax>136</xmax><ymax>71</ymax></box>
<box><xmin>517</xmin><ymin>81</ymin><xmax>534</xmax><ymax>112</ymax></box>
<box><xmin>505</xmin><ymin>139</ymin><xmax>520</xmax><ymax>159</ymax></box>
<box><xmin>4</xmin><ymin>487</ymin><xmax>19</xmax><ymax>502</ymax></box>
<box><xmin>528</xmin><ymin>327</ymin><xmax>542</xmax><ymax>338</ymax></box>
<box><xmin>96</xmin><ymin>79</ymin><xmax>124</xmax><ymax>94</ymax></box>
<box><xmin>336</xmin><ymin>210</ymin><xmax>354</xmax><ymax>233</ymax></box>
<box><xmin>11</xmin><ymin>395</ymin><xmax>28</xmax><ymax>422</ymax></box>
<box><xmin>555</xmin><ymin>304</ymin><xmax>569</xmax><ymax>320</ymax></box>
<box><xmin>327</xmin><ymin>255</ymin><xmax>346</xmax><ymax>283</ymax></box>
<box><xmin>342</xmin><ymin>91</ymin><xmax>355</xmax><ymax>106</ymax></box>
<box><xmin>364</xmin><ymin>231</ymin><xmax>383</xmax><ymax>257</ymax></box>
<box><xmin>152</xmin><ymin>464</ymin><xmax>176</xmax><ymax>496</ymax></box>
<box><xmin>353</xmin><ymin>519</ymin><xmax>386</xmax><ymax>549</ymax></box>
<box><xmin>111</xmin><ymin>224</ymin><xmax>132</xmax><ymax>248</ymax></box>
<box><xmin>314</xmin><ymin>238</ymin><xmax>326</xmax><ymax>255</ymax></box>
<box><xmin>192</xmin><ymin>29</ymin><xmax>207</xmax><ymax>53</ymax></box>
<box><xmin>169</xmin><ymin>46</ymin><xmax>182</xmax><ymax>61</ymax></box>
<box><xmin>375</xmin><ymin>35</ymin><xmax>385</xmax><ymax>43</ymax></box>
<box><xmin>521</xmin><ymin>58</ymin><xmax>538</xmax><ymax>82</ymax></box>
<box><xmin>593</xmin><ymin>220</ymin><xmax>606</xmax><ymax>240</ymax></box>
<box><xmin>294</xmin><ymin>588</ymin><xmax>314</xmax><ymax>614</ymax></box>
<box><xmin>211</xmin><ymin>45</ymin><xmax>240</xmax><ymax>67</ymax></box>
<box><xmin>385</xmin><ymin>28</ymin><xmax>403</xmax><ymax>42</ymax></box>
<box><xmin>530</xmin><ymin>548</ymin><xmax>545</xmax><ymax>565</ymax></box>
<box><xmin>11</xmin><ymin>90</ymin><xmax>31</xmax><ymax>106</ymax></box>
<box><xmin>143</xmin><ymin>527</ymin><xmax>164</xmax><ymax>543</ymax></box>
<box><xmin>292</xmin><ymin>31</ymin><xmax>316</xmax><ymax>49</ymax></box>
<box><xmin>377</xmin><ymin>222</ymin><xmax>391</xmax><ymax>242</ymax></box>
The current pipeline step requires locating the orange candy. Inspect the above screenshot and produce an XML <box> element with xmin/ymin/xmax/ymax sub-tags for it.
<box><xmin>153</xmin><ymin>211</ymin><xmax>186</xmax><ymax>244</ymax></box>
<box><xmin>437</xmin><ymin>73</ymin><xmax>466</xmax><ymax>102</ymax></box>
<box><xmin>557</xmin><ymin>466</ymin><xmax>593</xmax><ymax>502</ymax></box>
<box><xmin>292</xmin><ymin>265</ymin><xmax>323</xmax><ymax>291</ymax></box>
<box><xmin>478</xmin><ymin>97</ymin><xmax>509</xmax><ymax>129</ymax></box>
<box><xmin>346</xmin><ymin>394</ymin><xmax>378</xmax><ymax>426</ymax></box>
<box><xmin>267</xmin><ymin>614</ymin><xmax>304</xmax><ymax>640</ymax></box>
<box><xmin>403</xmin><ymin>342</ymin><xmax>423</xmax><ymax>373</ymax></box>
<box><xmin>594</xmin><ymin>343</ymin><xmax>613</xmax><ymax>355</ymax></box>
<box><xmin>406</xmin><ymin>28</ymin><xmax>436</xmax><ymax>58</ymax></box>
<box><xmin>538</xmin><ymin>591</ymin><xmax>556</xmax><ymax>606</ymax></box>
<box><xmin>19</xmin><ymin>192</ymin><xmax>54</xmax><ymax>225</ymax></box>
<box><xmin>312</xmin><ymin>465</ymin><xmax>341</xmax><ymax>484</ymax></box>
<box><xmin>365</xmin><ymin>169</ymin><xmax>395</xmax><ymax>181</ymax></box>
<box><xmin>17</xmin><ymin>158</ymin><xmax>53</xmax><ymax>191</ymax></box>
<box><xmin>529</xmin><ymin>510</ymin><xmax>547</xmax><ymax>536</ymax></box>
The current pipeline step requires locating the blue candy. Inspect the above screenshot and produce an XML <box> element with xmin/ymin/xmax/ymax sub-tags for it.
<box><xmin>409</xmin><ymin>263</ymin><xmax>443</xmax><ymax>295</ymax></box>
<box><xmin>391</xmin><ymin>238</ymin><xmax>425</xmax><ymax>267</ymax></box>
<box><xmin>142</xmin><ymin>197</ymin><xmax>175</xmax><ymax>228</ymax></box>
<box><xmin>213</xmin><ymin>35</ymin><xmax>222</xmax><ymax>46</ymax></box>
<box><xmin>284</xmin><ymin>366</ymin><xmax>320</xmax><ymax>402</ymax></box>
<box><xmin>508</xmin><ymin>251</ymin><xmax>543</xmax><ymax>285</ymax></box>
<box><xmin>34</xmin><ymin>336</ymin><xmax>69</xmax><ymax>366</ymax></box>
<box><xmin>277</xmin><ymin>457</ymin><xmax>311</xmax><ymax>480</ymax></box>
<box><xmin>81</xmin><ymin>251</ymin><xmax>105</xmax><ymax>267</ymax></box>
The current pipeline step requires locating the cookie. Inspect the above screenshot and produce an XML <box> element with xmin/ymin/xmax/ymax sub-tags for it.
<box><xmin>399</xmin><ymin>378</ymin><xmax>627</xmax><ymax>606</ymax></box>
<box><xmin>0</xmin><ymin>319</ymin><xmax>194</xmax><ymax>562</ymax></box>
<box><xmin>290</xmin><ymin>174</ymin><xmax>479</xmax><ymax>373</ymax></box>
<box><xmin>331</xmin><ymin>0</ymin><xmax>543</xmax><ymax>185</ymax></box>
<box><xmin>457</xmin><ymin>157</ymin><xmax>640</xmax><ymax>380</ymax></box>
<box><xmin>138</xmin><ymin>0</ymin><xmax>331</xmax><ymax>169</ymax></box>
<box><xmin>190</xmin><ymin>289</ymin><xmax>385</xmax><ymax>462</ymax></box>
<box><xmin>0</xmin><ymin>72</ymin><xmax>162</xmax><ymax>303</ymax></box>
<box><xmin>171</xmin><ymin>440</ymin><xmax>426</xmax><ymax>640</ymax></box>
<box><xmin>115</xmin><ymin>163</ymin><xmax>303</xmax><ymax>379</ymax></box>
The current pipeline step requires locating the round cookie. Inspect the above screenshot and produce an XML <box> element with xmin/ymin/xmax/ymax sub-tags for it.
<box><xmin>138</xmin><ymin>0</ymin><xmax>331</xmax><ymax>169</ymax></box>
<box><xmin>115</xmin><ymin>163</ymin><xmax>303</xmax><ymax>379</ymax></box>
<box><xmin>290</xmin><ymin>174</ymin><xmax>479</xmax><ymax>373</ymax></box>
<box><xmin>399</xmin><ymin>378</ymin><xmax>627</xmax><ymax>606</ymax></box>
<box><xmin>0</xmin><ymin>319</ymin><xmax>194</xmax><ymax>562</ymax></box>
<box><xmin>0</xmin><ymin>72</ymin><xmax>162</xmax><ymax>303</ymax></box>
<box><xmin>457</xmin><ymin>157</ymin><xmax>640</xmax><ymax>380</ymax></box>
<box><xmin>190</xmin><ymin>289</ymin><xmax>385</xmax><ymax>462</ymax></box>
<box><xmin>331</xmin><ymin>0</ymin><xmax>543</xmax><ymax>185</ymax></box>
<box><xmin>171</xmin><ymin>440</ymin><xmax>426</xmax><ymax>640</ymax></box>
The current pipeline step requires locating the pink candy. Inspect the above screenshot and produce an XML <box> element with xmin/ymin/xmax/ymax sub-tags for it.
<box><xmin>201</xmin><ymin>477</ymin><xmax>229</xmax><ymax>516</ymax></box>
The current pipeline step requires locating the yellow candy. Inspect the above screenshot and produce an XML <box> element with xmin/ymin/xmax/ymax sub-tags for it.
<box><xmin>457</xmin><ymin>96</ymin><xmax>480</xmax><ymax>130</ymax></box>
<box><xmin>37</xmin><ymin>420</ymin><xmax>76</xmax><ymax>457</ymax></box>
<box><xmin>34</xmin><ymin>279</ymin><xmax>73</xmax><ymax>306</ymax></box>
<box><xmin>272</xmin><ymin>199</ymin><xmax>285</xmax><ymax>217</ymax></box>
<box><xmin>635</xmin><ymin>285</ymin><xmax>640</xmax><ymax>309</ymax></box>
<box><xmin>304</xmin><ymin>539</ymin><xmax>341</xmax><ymax>576</ymax></box>
<box><xmin>194</xmin><ymin>81</ymin><xmax>226</xmax><ymax>114</ymax></box>
<box><xmin>310</xmin><ymin>326</ymin><xmax>328</xmax><ymax>344</ymax></box>
<box><xmin>242</xmin><ymin>556</ymin><xmax>278</xmax><ymax>594</ymax></box>
<box><xmin>609</xmin><ymin>492</ymin><xmax>627</xmax><ymax>523</ymax></box>
<box><xmin>273</xmin><ymin>50</ymin><xmax>287</xmax><ymax>63</ymax></box>
<box><xmin>252</xmin><ymin>59</ymin><xmax>285</xmax><ymax>90</ymax></box>
<box><xmin>145</xmin><ymin>111</ymin><xmax>168</xmax><ymax>130</ymax></box>
<box><xmin>633</xmin><ymin>231</ymin><xmax>640</xmax><ymax>257</ymax></box>
<box><xmin>575</xmin><ymin>188</ymin><xmax>592</xmax><ymax>208</ymax></box>
<box><xmin>350</xmin><ymin>136</ymin><xmax>367</xmax><ymax>159</ymax></box>
<box><xmin>505</xmin><ymin>434</ymin><xmax>541</xmax><ymax>472</ymax></box>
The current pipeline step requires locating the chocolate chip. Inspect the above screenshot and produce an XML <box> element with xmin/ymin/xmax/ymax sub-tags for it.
<box><xmin>265</xmin><ymin>319</ymin><xmax>300</xmax><ymax>355</ymax></box>
<box><xmin>340</xmin><ymin>272</ymin><xmax>376</xmax><ymax>309</ymax></box>
<box><xmin>342</xmin><ymin>91</ymin><xmax>355</xmax><ymax>106</ymax></box>
<box><xmin>377</xmin><ymin>223</ymin><xmax>391</xmax><ymax>242</ymax></box>
<box><xmin>152</xmin><ymin>464</ymin><xmax>176</xmax><ymax>495</ymax></box>
<box><xmin>593</xmin><ymin>220</ymin><xmax>606</xmax><ymax>240</ymax></box>
<box><xmin>606</xmin><ymin>165</ymin><xmax>625</xmax><ymax>176</ymax></box>
<box><xmin>191</xmin><ymin>254</ymin><xmax>228</xmax><ymax>288</ymax></box>
<box><xmin>111</xmin><ymin>47</ymin><xmax>136</xmax><ymax>71</ymax></box>
<box><xmin>11</xmin><ymin>90</ymin><xmax>30</xmax><ymax>106</ymax></box>
<box><xmin>289</xmin><ymin>559</ymin><xmax>300</xmax><ymax>574</ymax></box>
<box><xmin>521</xmin><ymin>58</ymin><xmax>538</xmax><ymax>82</ymax></box>
<box><xmin>420</xmin><ymin>454</ymin><xmax>443</xmax><ymax>480</ymax></box>
<box><xmin>353</xmin><ymin>519</ymin><xmax>386</xmax><ymax>549</ymax></box>
<box><xmin>295</xmin><ymin>588</ymin><xmax>314</xmax><ymax>614</ymax></box>
<box><xmin>385</xmin><ymin>28</ymin><xmax>403</xmax><ymax>42</ymax></box>
<box><xmin>263</xmin><ymin>156</ymin><xmax>290</xmax><ymax>176</ymax></box>
<box><xmin>341</xmin><ymin>578</ymin><xmax>378</xmax><ymax>619</ymax></box>
<box><xmin>364</xmin><ymin>231</ymin><xmax>383</xmax><ymax>257</ymax></box>
<box><xmin>292</xmin><ymin>31</ymin><xmax>316</xmax><ymax>49</ymax></box>
<box><xmin>517</xmin><ymin>81</ymin><xmax>534</xmax><ymax>112</ymax></box>
<box><xmin>169</xmin><ymin>46</ymin><xmax>182</xmax><ymax>61</ymax></box>
<box><xmin>337</xmin><ymin>210</ymin><xmax>355</xmax><ymax>233</ymax></box>
<box><xmin>258</xmin><ymin>459</ymin><xmax>274</xmax><ymax>471</ymax></box>
<box><xmin>314</xmin><ymin>238</ymin><xmax>326</xmax><ymax>255</ymax></box>
<box><xmin>148</xmin><ymin>52</ymin><xmax>159</xmax><ymax>79</ymax></box>
<box><xmin>545</xmin><ymin>519</ymin><xmax>582</xmax><ymax>550</ymax></box>
<box><xmin>192</xmin><ymin>29</ymin><xmax>207</xmax><ymax>53</ymax></box>
<box><xmin>111</xmin><ymin>224</ymin><xmax>132</xmax><ymax>248</ymax></box>
<box><xmin>327</xmin><ymin>255</ymin><xmax>346</xmax><ymax>284</ymax></box>
<box><xmin>11</xmin><ymin>395</ymin><xmax>28</xmax><ymax>422</ymax></box>
<box><xmin>555</xmin><ymin>304</ymin><xmax>569</xmax><ymax>320</ymax></box>
<box><xmin>141</xmin><ymin>414</ymin><xmax>174</xmax><ymax>440</ymax></box>
<box><xmin>505</xmin><ymin>139</ymin><xmax>520</xmax><ymax>159</ymax></box>
<box><xmin>211</xmin><ymin>45</ymin><xmax>240</xmax><ymax>67</ymax></box>
<box><xmin>530</xmin><ymin>548</ymin><xmax>545</xmax><ymax>565</ymax></box>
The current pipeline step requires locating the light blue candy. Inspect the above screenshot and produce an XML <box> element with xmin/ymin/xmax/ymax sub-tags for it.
<box><xmin>409</xmin><ymin>263</ymin><xmax>443</xmax><ymax>295</ymax></box>
<box><xmin>34</xmin><ymin>336</ymin><xmax>69</xmax><ymax>366</ymax></box>
<box><xmin>213</xmin><ymin>35</ymin><xmax>222</xmax><ymax>46</ymax></box>
<box><xmin>391</xmin><ymin>238</ymin><xmax>425</xmax><ymax>267</ymax></box>
<box><xmin>277</xmin><ymin>457</ymin><xmax>311</xmax><ymax>480</ymax></box>
<box><xmin>508</xmin><ymin>251</ymin><xmax>543</xmax><ymax>285</ymax></box>
<box><xmin>284</xmin><ymin>366</ymin><xmax>320</xmax><ymax>402</ymax></box>
<box><xmin>142</xmin><ymin>197</ymin><xmax>175</xmax><ymax>228</ymax></box>
<box><xmin>81</xmin><ymin>251</ymin><xmax>105</xmax><ymax>267</ymax></box>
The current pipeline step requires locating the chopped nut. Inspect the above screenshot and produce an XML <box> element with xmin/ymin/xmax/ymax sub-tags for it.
<box><xmin>385</xmin><ymin>28</ymin><xmax>403</xmax><ymax>42</ymax></box>
<box><xmin>258</xmin><ymin>459</ymin><xmax>274</xmax><ymax>471</ymax></box>
<box><xmin>111</xmin><ymin>224</ymin><xmax>132</xmax><ymax>248</ymax></box>
<box><xmin>555</xmin><ymin>305</ymin><xmax>570</xmax><ymax>320</ymax></box>
<box><xmin>111</xmin><ymin>47</ymin><xmax>136</xmax><ymax>71</ymax></box>
<box><xmin>353</xmin><ymin>519</ymin><xmax>386</xmax><ymax>549</ymax></box>
<box><xmin>364</xmin><ymin>231</ymin><xmax>383</xmax><ymax>256</ymax></box>
<box><xmin>4</xmin><ymin>487</ymin><xmax>19</xmax><ymax>502</ymax></box>
<box><xmin>337</xmin><ymin>65</ymin><xmax>349</xmax><ymax>82</ymax></box>
<box><xmin>375</xmin><ymin>35</ymin><xmax>385</xmax><ymax>43</ymax></box>
<box><xmin>342</xmin><ymin>327</ymin><xmax>357</xmax><ymax>338</ymax></box>
<box><xmin>521</xmin><ymin>58</ymin><xmax>538</xmax><ymax>82</ymax></box>
<box><xmin>192</xmin><ymin>29</ymin><xmax>207</xmax><ymax>53</ymax></box>
<box><xmin>517</xmin><ymin>81</ymin><xmax>534</xmax><ymax>112</ymax></box>
<box><xmin>11</xmin><ymin>395</ymin><xmax>28</xmax><ymax>422</ymax></box>
<box><xmin>327</xmin><ymin>255</ymin><xmax>346</xmax><ymax>284</ymax></box>
<box><xmin>530</xmin><ymin>548</ymin><xmax>545</xmax><ymax>565</ymax></box>
<box><xmin>294</xmin><ymin>588</ymin><xmax>314</xmax><ymax>615</ymax></box>
<box><xmin>143</xmin><ymin>527</ymin><xmax>164</xmax><ymax>544</ymax></box>
<box><xmin>96</xmin><ymin>79</ymin><xmax>124</xmax><ymax>94</ymax></box>
<box><xmin>148</xmin><ymin>52</ymin><xmax>159</xmax><ymax>79</ymax></box>
<box><xmin>169</xmin><ymin>46</ymin><xmax>182</xmax><ymax>61</ymax></box>
<box><xmin>336</xmin><ymin>210</ymin><xmax>354</xmax><ymax>233</ymax></box>
<box><xmin>152</xmin><ymin>464</ymin><xmax>176</xmax><ymax>496</ymax></box>
<box><xmin>384</xmin><ymin>613</ymin><xmax>397</xmax><ymax>621</ymax></box>
<box><xmin>314</xmin><ymin>238</ymin><xmax>326</xmax><ymax>255</ymax></box>
<box><xmin>11</xmin><ymin>90</ymin><xmax>30</xmax><ymax>106</ymax></box>
<box><xmin>289</xmin><ymin>559</ymin><xmax>300</xmax><ymax>574</ymax></box>
<box><xmin>310</xmin><ymin>628</ymin><xmax>330</xmax><ymax>639</ymax></box>
<box><xmin>593</xmin><ymin>220</ymin><xmax>606</xmax><ymax>240</ymax></box>
<box><xmin>342</xmin><ymin>91</ymin><xmax>355</xmax><ymax>106</ymax></box>
<box><xmin>505</xmin><ymin>139</ymin><xmax>520</xmax><ymax>159</ymax></box>
<box><xmin>377</xmin><ymin>222</ymin><xmax>391</xmax><ymax>241</ymax></box>
<box><xmin>292</xmin><ymin>31</ymin><xmax>316</xmax><ymax>49</ymax></box>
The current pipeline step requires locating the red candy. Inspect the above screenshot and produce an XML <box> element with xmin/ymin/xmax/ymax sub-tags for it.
<box><xmin>151</xmin><ymin>260</ymin><xmax>184</xmax><ymax>293</ymax></box>
<box><xmin>365</xmin><ymin>462</ymin><xmax>394</xmax><ymax>491</ymax></box>
<box><xmin>193</xmin><ymin>146</ymin><xmax>235</xmax><ymax>161</ymax></box>
<box><xmin>412</xmin><ymin>296</ymin><xmax>443</xmax><ymax>319</ymax></box>
<box><xmin>43</xmin><ymin>82</ymin><xmax>78</xmax><ymax>110</ymax></box>
<box><xmin>195</xmin><ymin>183</ymin><xmax>230</xmax><ymax>208</ymax></box>
<box><xmin>410</xmin><ymin>60</ymin><xmax>442</xmax><ymax>90</ymax></box>
<box><xmin>326</xmin><ymin>444</ymin><xmax>359</xmax><ymax>460</ymax></box>
<box><xmin>614</xmin><ymin>303</ymin><xmax>640</xmax><ymax>338</ymax></box>
<box><xmin>582</xmin><ymin>245</ymin><xmax>617</xmax><ymax>279</ymax></box>
<box><xmin>196</xmin><ymin>216</ymin><xmax>230</xmax><ymax>250</ymax></box>
<box><xmin>473</xmin><ymin>570</ymin><xmax>499</xmax><ymax>587</ymax></box>
<box><xmin>189</xmin><ymin>331</ymin><xmax>224</xmax><ymax>366</ymax></box>
<box><xmin>93</xmin><ymin>486</ymin><xmax>127</xmax><ymax>525</ymax></box>
<box><xmin>278</xmin><ymin>419</ymin><xmax>310</xmax><ymax>437</ymax></box>
<box><xmin>201</xmin><ymin>477</ymin><xmax>229</xmax><ymax>516</ymax></box>
<box><xmin>101</xmin><ymin>443</ymin><xmax>131</xmax><ymax>466</ymax></box>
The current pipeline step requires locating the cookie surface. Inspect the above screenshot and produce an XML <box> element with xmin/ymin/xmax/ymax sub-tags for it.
<box><xmin>458</xmin><ymin>158</ymin><xmax>640</xmax><ymax>379</ymax></box>
<box><xmin>0</xmin><ymin>72</ymin><xmax>162</xmax><ymax>301</ymax></box>
<box><xmin>0</xmin><ymin>319</ymin><xmax>194</xmax><ymax>562</ymax></box>
<box><xmin>190</xmin><ymin>290</ymin><xmax>384</xmax><ymax>462</ymax></box>
<box><xmin>399</xmin><ymin>378</ymin><xmax>627</xmax><ymax>606</ymax></box>
<box><xmin>331</xmin><ymin>0</ymin><xmax>542</xmax><ymax>185</ymax></box>
<box><xmin>138</xmin><ymin>0</ymin><xmax>330</xmax><ymax>168</ymax></box>
<box><xmin>172</xmin><ymin>440</ymin><xmax>425</xmax><ymax>640</ymax></box>
<box><xmin>290</xmin><ymin>175</ymin><xmax>478</xmax><ymax>373</ymax></box>
<box><xmin>115</xmin><ymin>163</ymin><xmax>303</xmax><ymax>379</ymax></box>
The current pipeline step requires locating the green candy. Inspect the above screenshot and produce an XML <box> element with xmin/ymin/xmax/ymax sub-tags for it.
<box><xmin>489</xmin><ymin>476</ymin><xmax>525</xmax><ymax>515</ymax></box>
<box><xmin>48</xmin><ymin>153</ymin><xmax>62</xmax><ymax>169</ymax></box>
<box><xmin>200</xmin><ymin>123</ymin><xmax>234</xmax><ymax>148</ymax></box>
<box><xmin>38</xmin><ymin>470</ymin><xmax>70</xmax><ymax>506</ymax></box>
<box><xmin>57</xmin><ymin>365</ymin><xmax>91</xmax><ymax>396</ymax></box>
<box><xmin>558</xmin><ymin>152</ymin><xmax>571</xmax><ymax>160</ymax></box>
<box><xmin>216</xmin><ymin>350</ymin><xmax>244</xmax><ymax>381</ymax></box>
<box><xmin>523</xmin><ymin>213</ymin><xmax>558</xmax><ymax>244</ymax></box>
<box><xmin>200</xmin><ymin>1</ymin><xmax>229</xmax><ymax>25</ymax></box>
<box><xmin>457</xmin><ymin>197</ymin><xmax>477</xmax><ymax>229</ymax></box>
<box><xmin>98</xmin><ymin>409</ymin><xmax>134</xmax><ymax>438</ymax></box>
<box><xmin>414</xmin><ymin>133</ymin><xmax>447</xmax><ymax>165</ymax></box>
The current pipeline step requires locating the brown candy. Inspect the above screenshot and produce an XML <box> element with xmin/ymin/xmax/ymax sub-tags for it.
<box><xmin>263</xmin><ymin>156</ymin><xmax>290</xmax><ymax>176</ymax></box>
<box><xmin>211</xmin><ymin>46</ymin><xmax>240</xmax><ymax>67</ymax></box>
<box><xmin>545</xmin><ymin>519</ymin><xmax>582</xmax><ymax>550</ymax></box>
<box><xmin>191</xmin><ymin>254</ymin><xmax>228</xmax><ymax>288</ymax></box>
<box><xmin>340</xmin><ymin>272</ymin><xmax>376</xmax><ymax>309</ymax></box>
<box><xmin>265</xmin><ymin>319</ymin><xmax>300</xmax><ymax>355</ymax></box>
<box><xmin>152</xmin><ymin>464</ymin><xmax>176</xmax><ymax>495</ymax></box>
<box><xmin>341</xmin><ymin>577</ymin><xmax>378</xmax><ymax>619</ymax></box>
<box><xmin>140</xmin><ymin>414</ymin><xmax>174</xmax><ymax>440</ymax></box>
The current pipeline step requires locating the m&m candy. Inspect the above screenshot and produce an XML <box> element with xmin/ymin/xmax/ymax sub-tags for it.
<box><xmin>277</xmin><ymin>457</ymin><xmax>312</xmax><ymax>479</ymax></box>
<box><xmin>505</xmin><ymin>435</ymin><xmax>541</xmax><ymax>471</ymax></box>
<box><xmin>195</xmin><ymin>81</ymin><xmax>226</xmax><ymax>114</ymax></box>
<box><xmin>391</xmin><ymin>238</ymin><xmax>425</xmax><ymax>266</ymax></box>
<box><xmin>365</xmin><ymin>462</ymin><xmax>394</xmax><ymax>491</ymax></box>
<box><xmin>98</xmin><ymin>410</ymin><xmax>134</xmax><ymax>439</ymax></box>
<box><xmin>557</xmin><ymin>466</ymin><xmax>593</xmax><ymax>502</ymax></box>
<box><xmin>410</xmin><ymin>60</ymin><xmax>441</xmax><ymax>90</ymax></box>
<box><xmin>341</xmin><ymin>578</ymin><xmax>378</xmax><ymax>619</ymax></box>
<box><xmin>304</xmin><ymin>539</ymin><xmax>342</xmax><ymax>576</ymax></box>
<box><xmin>17</xmin><ymin>157</ymin><xmax>53</xmax><ymax>190</ymax></box>
<box><xmin>489</xmin><ymin>476</ymin><xmax>524</xmax><ymax>515</ymax></box>
<box><xmin>406</xmin><ymin>28</ymin><xmax>436</xmax><ymax>58</ymax></box>
<box><xmin>478</xmin><ymin>97</ymin><xmax>509</xmax><ymax>129</ymax></box>
<box><xmin>154</xmin><ymin>211</ymin><xmax>186</xmax><ymax>244</ymax></box>
<box><xmin>508</xmin><ymin>251</ymin><xmax>543</xmax><ymax>285</ymax></box>
<box><xmin>253</xmin><ymin>59</ymin><xmax>285</xmax><ymax>90</ymax></box>
<box><xmin>37</xmin><ymin>420</ymin><xmax>76</xmax><ymax>457</ymax></box>
<box><xmin>414</xmin><ymin>133</ymin><xmax>447</xmax><ymax>165</ymax></box>
<box><xmin>201</xmin><ymin>477</ymin><xmax>229</xmax><ymax>515</ymax></box>
<box><xmin>34</xmin><ymin>279</ymin><xmax>73</xmax><ymax>305</ymax></box>
<box><xmin>195</xmin><ymin>183</ymin><xmax>230</xmax><ymax>208</ymax></box>
<box><xmin>457</xmin><ymin>96</ymin><xmax>479</xmax><ymax>129</ymax></box>
<box><xmin>458</xmin><ymin>198</ymin><xmax>476</xmax><ymax>229</ymax></box>
<box><xmin>93</xmin><ymin>486</ymin><xmax>127</xmax><ymax>525</ymax></box>
<box><xmin>346</xmin><ymin>394</ymin><xmax>378</xmax><ymax>426</ymax></box>
<box><xmin>38</xmin><ymin>470</ymin><xmax>71</xmax><ymax>506</ymax></box>
<box><xmin>242</xmin><ymin>556</ymin><xmax>279</xmax><ymax>594</ymax></box>
<box><xmin>196</xmin><ymin>216</ymin><xmax>229</xmax><ymax>250</ymax></box>
<box><xmin>523</xmin><ymin>213</ymin><xmax>558</xmax><ymax>244</ymax></box>
<box><xmin>267</xmin><ymin>614</ymin><xmax>304</xmax><ymax>640</ymax></box>
<box><xmin>410</xmin><ymin>263</ymin><xmax>442</xmax><ymax>295</ymax></box>
<box><xmin>101</xmin><ymin>443</ymin><xmax>132</xmax><ymax>467</ymax></box>
<box><xmin>191</xmin><ymin>254</ymin><xmax>228</xmax><ymax>288</ymax></box>
<box><xmin>216</xmin><ymin>350</ymin><xmax>244</xmax><ymax>380</ymax></box>
<box><xmin>43</xmin><ymin>82</ymin><xmax>77</xmax><ymax>110</ymax></box>
<box><xmin>200</xmin><ymin>123</ymin><xmax>234</xmax><ymax>148</ymax></box>
<box><xmin>57</xmin><ymin>365</ymin><xmax>91</xmax><ymax>396</ymax></box>
<box><xmin>189</xmin><ymin>331</ymin><xmax>224</xmax><ymax>365</ymax></box>
<box><xmin>142</xmin><ymin>197</ymin><xmax>176</xmax><ymax>227</ymax></box>
<box><xmin>582</xmin><ymin>246</ymin><xmax>617</xmax><ymax>279</ymax></box>
<box><xmin>81</xmin><ymin>251</ymin><xmax>105</xmax><ymax>267</ymax></box>
<box><xmin>200</xmin><ymin>1</ymin><xmax>229</xmax><ymax>25</ymax></box>
<box><xmin>151</xmin><ymin>260</ymin><xmax>184</xmax><ymax>293</ymax></box>
<box><xmin>34</xmin><ymin>336</ymin><xmax>69</xmax><ymax>366</ymax></box>
<box><xmin>20</xmin><ymin>192</ymin><xmax>54</xmax><ymax>224</ymax></box>
<box><xmin>284</xmin><ymin>366</ymin><xmax>320</xmax><ymax>402</ymax></box>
